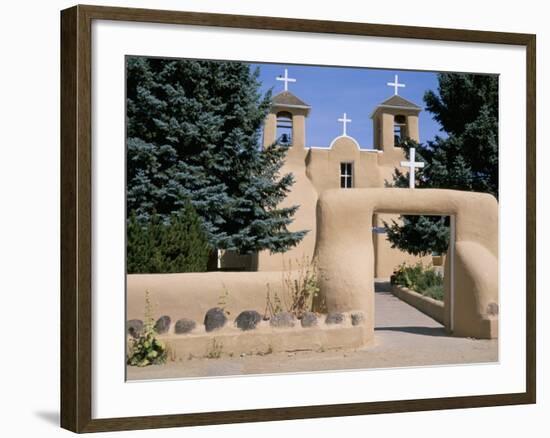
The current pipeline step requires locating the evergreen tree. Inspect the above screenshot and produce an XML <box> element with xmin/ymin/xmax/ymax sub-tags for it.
<box><xmin>127</xmin><ymin>201</ymin><xmax>211</xmax><ymax>274</ymax></box>
<box><xmin>126</xmin><ymin>57</ymin><xmax>306</xmax><ymax>255</ymax></box>
<box><xmin>386</xmin><ymin>73</ymin><xmax>498</xmax><ymax>256</ymax></box>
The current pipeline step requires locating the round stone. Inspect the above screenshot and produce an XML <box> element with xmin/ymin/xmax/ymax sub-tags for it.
<box><xmin>325</xmin><ymin>312</ymin><xmax>345</xmax><ymax>325</ymax></box>
<box><xmin>126</xmin><ymin>319</ymin><xmax>143</xmax><ymax>338</ymax></box>
<box><xmin>204</xmin><ymin>307</ymin><xmax>227</xmax><ymax>332</ymax></box>
<box><xmin>154</xmin><ymin>315</ymin><xmax>171</xmax><ymax>334</ymax></box>
<box><xmin>487</xmin><ymin>302</ymin><xmax>499</xmax><ymax>316</ymax></box>
<box><xmin>235</xmin><ymin>310</ymin><xmax>262</xmax><ymax>331</ymax></box>
<box><xmin>270</xmin><ymin>311</ymin><xmax>296</xmax><ymax>328</ymax></box>
<box><xmin>175</xmin><ymin>318</ymin><xmax>196</xmax><ymax>334</ymax></box>
<box><xmin>351</xmin><ymin>312</ymin><xmax>364</xmax><ymax>326</ymax></box>
<box><xmin>301</xmin><ymin>311</ymin><xmax>318</xmax><ymax>328</ymax></box>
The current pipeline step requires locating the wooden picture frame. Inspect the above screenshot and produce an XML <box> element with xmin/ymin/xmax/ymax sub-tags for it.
<box><xmin>60</xmin><ymin>4</ymin><xmax>536</xmax><ymax>433</ymax></box>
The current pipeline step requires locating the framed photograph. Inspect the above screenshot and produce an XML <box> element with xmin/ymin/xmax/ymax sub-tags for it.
<box><xmin>60</xmin><ymin>4</ymin><xmax>536</xmax><ymax>433</ymax></box>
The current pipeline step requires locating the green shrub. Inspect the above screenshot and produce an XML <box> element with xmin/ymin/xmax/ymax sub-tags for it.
<box><xmin>127</xmin><ymin>330</ymin><xmax>167</xmax><ymax>367</ymax></box>
<box><xmin>127</xmin><ymin>200</ymin><xmax>211</xmax><ymax>273</ymax></box>
<box><xmin>392</xmin><ymin>262</ymin><xmax>444</xmax><ymax>301</ymax></box>
<box><xmin>127</xmin><ymin>291</ymin><xmax>167</xmax><ymax>367</ymax></box>
<box><xmin>422</xmin><ymin>284</ymin><xmax>444</xmax><ymax>301</ymax></box>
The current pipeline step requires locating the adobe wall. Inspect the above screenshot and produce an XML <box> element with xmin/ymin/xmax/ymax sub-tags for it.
<box><xmin>127</xmin><ymin>271</ymin><xmax>292</xmax><ymax>323</ymax></box>
<box><xmin>127</xmin><ymin>271</ymin><xmax>371</xmax><ymax>360</ymax></box>
<box><xmin>314</xmin><ymin>188</ymin><xmax>498</xmax><ymax>339</ymax></box>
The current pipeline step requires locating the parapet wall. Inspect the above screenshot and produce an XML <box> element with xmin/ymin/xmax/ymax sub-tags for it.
<box><xmin>127</xmin><ymin>271</ymin><xmax>372</xmax><ymax>359</ymax></box>
<box><xmin>127</xmin><ymin>271</ymin><xmax>292</xmax><ymax>323</ymax></box>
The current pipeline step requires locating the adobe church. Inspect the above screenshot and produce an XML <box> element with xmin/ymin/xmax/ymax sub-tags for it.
<box><xmin>224</xmin><ymin>70</ymin><xmax>429</xmax><ymax>277</ymax></box>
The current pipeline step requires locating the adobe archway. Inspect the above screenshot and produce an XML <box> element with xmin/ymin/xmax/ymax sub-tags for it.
<box><xmin>314</xmin><ymin>188</ymin><xmax>498</xmax><ymax>341</ymax></box>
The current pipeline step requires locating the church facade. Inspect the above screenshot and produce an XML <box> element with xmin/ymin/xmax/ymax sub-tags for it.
<box><xmin>223</xmin><ymin>71</ymin><xmax>430</xmax><ymax>277</ymax></box>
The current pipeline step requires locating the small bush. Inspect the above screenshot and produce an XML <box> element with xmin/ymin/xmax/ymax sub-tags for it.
<box><xmin>263</xmin><ymin>283</ymin><xmax>284</xmax><ymax>320</ymax></box>
<box><xmin>392</xmin><ymin>262</ymin><xmax>444</xmax><ymax>301</ymax></box>
<box><xmin>423</xmin><ymin>284</ymin><xmax>444</xmax><ymax>301</ymax></box>
<box><xmin>263</xmin><ymin>256</ymin><xmax>320</xmax><ymax>320</ymax></box>
<box><xmin>285</xmin><ymin>256</ymin><xmax>320</xmax><ymax>318</ymax></box>
<box><xmin>127</xmin><ymin>291</ymin><xmax>167</xmax><ymax>367</ymax></box>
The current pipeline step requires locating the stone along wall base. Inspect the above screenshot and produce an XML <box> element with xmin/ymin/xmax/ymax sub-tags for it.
<box><xmin>154</xmin><ymin>313</ymin><xmax>373</xmax><ymax>360</ymax></box>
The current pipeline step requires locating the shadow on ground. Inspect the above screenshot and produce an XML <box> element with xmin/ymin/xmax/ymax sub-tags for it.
<box><xmin>375</xmin><ymin>280</ymin><xmax>393</xmax><ymax>292</ymax></box>
<box><xmin>375</xmin><ymin>326</ymin><xmax>447</xmax><ymax>337</ymax></box>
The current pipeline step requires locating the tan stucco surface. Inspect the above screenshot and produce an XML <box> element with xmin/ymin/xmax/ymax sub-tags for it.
<box><xmin>314</xmin><ymin>188</ymin><xmax>498</xmax><ymax>339</ymax></box>
<box><xmin>127</xmin><ymin>271</ymin><xmax>295</xmax><ymax>323</ymax></box>
<box><xmin>137</xmin><ymin>320</ymin><xmax>370</xmax><ymax>366</ymax></box>
<box><xmin>127</xmin><ymin>273</ymin><xmax>370</xmax><ymax>362</ymax></box>
<box><xmin>306</xmin><ymin>138</ymin><xmax>381</xmax><ymax>192</ymax></box>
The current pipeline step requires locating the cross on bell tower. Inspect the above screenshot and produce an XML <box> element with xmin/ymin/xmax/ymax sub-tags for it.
<box><xmin>263</xmin><ymin>70</ymin><xmax>311</xmax><ymax>152</ymax></box>
<box><xmin>387</xmin><ymin>74</ymin><xmax>406</xmax><ymax>96</ymax></box>
<box><xmin>276</xmin><ymin>68</ymin><xmax>296</xmax><ymax>92</ymax></box>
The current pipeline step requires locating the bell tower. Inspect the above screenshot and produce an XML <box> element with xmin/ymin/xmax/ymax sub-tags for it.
<box><xmin>257</xmin><ymin>69</ymin><xmax>317</xmax><ymax>271</ymax></box>
<box><xmin>263</xmin><ymin>69</ymin><xmax>311</xmax><ymax>156</ymax></box>
<box><xmin>370</xmin><ymin>75</ymin><xmax>421</xmax><ymax>165</ymax></box>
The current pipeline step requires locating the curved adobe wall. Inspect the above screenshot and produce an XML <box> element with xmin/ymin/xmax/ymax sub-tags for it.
<box><xmin>314</xmin><ymin>188</ymin><xmax>498</xmax><ymax>340</ymax></box>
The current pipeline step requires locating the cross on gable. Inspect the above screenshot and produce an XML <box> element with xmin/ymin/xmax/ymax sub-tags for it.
<box><xmin>387</xmin><ymin>74</ymin><xmax>406</xmax><ymax>96</ymax></box>
<box><xmin>400</xmin><ymin>147</ymin><xmax>425</xmax><ymax>188</ymax></box>
<box><xmin>338</xmin><ymin>112</ymin><xmax>352</xmax><ymax>136</ymax></box>
<box><xmin>276</xmin><ymin>68</ymin><xmax>296</xmax><ymax>92</ymax></box>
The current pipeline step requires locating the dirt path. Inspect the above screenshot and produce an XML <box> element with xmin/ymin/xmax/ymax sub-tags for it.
<box><xmin>127</xmin><ymin>282</ymin><xmax>498</xmax><ymax>380</ymax></box>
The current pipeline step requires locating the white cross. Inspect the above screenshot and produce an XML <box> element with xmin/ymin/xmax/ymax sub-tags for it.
<box><xmin>338</xmin><ymin>112</ymin><xmax>352</xmax><ymax>136</ymax></box>
<box><xmin>400</xmin><ymin>147</ymin><xmax>425</xmax><ymax>189</ymax></box>
<box><xmin>276</xmin><ymin>68</ymin><xmax>296</xmax><ymax>92</ymax></box>
<box><xmin>387</xmin><ymin>74</ymin><xmax>405</xmax><ymax>95</ymax></box>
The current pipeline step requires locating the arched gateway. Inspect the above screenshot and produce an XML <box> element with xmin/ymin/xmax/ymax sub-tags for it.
<box><xmin>314</xmin><ymin>188</ymin><xmax>498</xmax><ymax>340</ymax></box>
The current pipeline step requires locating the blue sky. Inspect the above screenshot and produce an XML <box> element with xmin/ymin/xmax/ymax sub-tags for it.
<box><xmin>251</xmin><ymin>63</ymin><xmax>444</xmax><ymax>149</ymax></box>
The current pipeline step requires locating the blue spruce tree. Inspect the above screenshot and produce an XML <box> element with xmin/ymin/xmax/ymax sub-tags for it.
<box><xmin>126</xmin><ymin>57</ymin><xmax>306</xmax><ymax>256</ymax></box>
